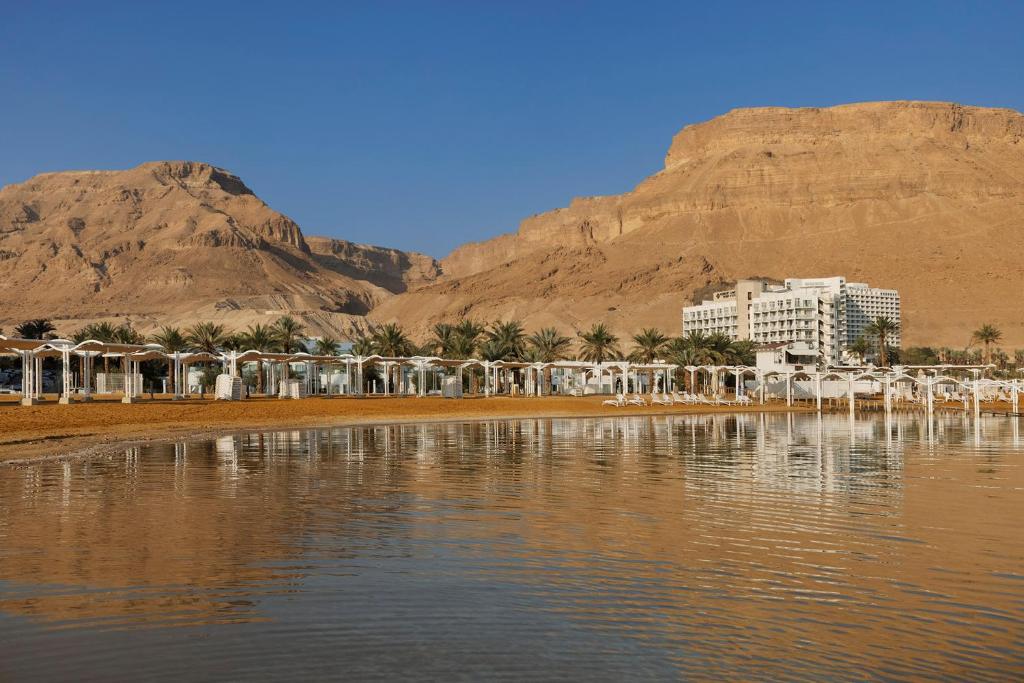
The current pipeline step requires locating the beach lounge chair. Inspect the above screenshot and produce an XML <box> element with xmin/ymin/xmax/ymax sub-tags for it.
<box><xmin>603</xmin><ymin>393</ymin><xmax>626</xmax><ymax>407</ymax></box>
<box><xmin>735</xmin><ymin>395</ymin><xmax>753</xmax><ymax>405</ymax></box>
<box><xmin>651</xmin><ymin>392</ymin><xmax>673</xmax><ymax>405</ymax></box>
<box><xmin>629</xmin><ymin>394</ymin><xmax>647</xmax><ymax>406</ymax></box>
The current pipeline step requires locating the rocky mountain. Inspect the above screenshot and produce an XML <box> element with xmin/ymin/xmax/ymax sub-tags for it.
<box><xmin>4</xmin><ymin>102</ymin><xmax>1022</xmax><ymax>348</ymax></box>
<box><xmin>373</xmin><ymin>101</ymin><xmax>1024</xmax><ymax>347</ymax></box>
<box><xmin>0</xmin><ymin>161</ymin><xmax>438</xmax><ymax>337</ymax></box>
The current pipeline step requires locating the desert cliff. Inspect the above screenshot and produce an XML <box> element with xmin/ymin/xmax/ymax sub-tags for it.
<box><xmin>375</xmin><ymin>101</ymin><xmax>1024</xmax><ymax>347</ymax></box>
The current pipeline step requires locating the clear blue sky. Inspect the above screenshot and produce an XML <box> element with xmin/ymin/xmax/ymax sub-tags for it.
<box><xmin>2</xmin><ymin>1</ymin><xmax>1021</xmax><ymax>257</ymax></box>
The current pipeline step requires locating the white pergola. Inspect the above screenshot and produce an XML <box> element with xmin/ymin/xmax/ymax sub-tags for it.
<box><xmin>3</xmin><ymin>332</ymin><xmax>1017</xmax><ymax>416</ymax></box>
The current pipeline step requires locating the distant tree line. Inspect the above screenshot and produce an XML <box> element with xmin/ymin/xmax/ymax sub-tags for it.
<box><xmin>2</xmin><ymin>315</ymin><xmax>1019</xmax><ymax>391</ymax></box>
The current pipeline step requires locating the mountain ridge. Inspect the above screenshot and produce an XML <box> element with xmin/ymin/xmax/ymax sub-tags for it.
<box><xmin>3</xmin><ymin>100</ymin><xmax>1023</xmax><ymax>347</ymax></box>
<box><xmin>0</xmin><ymin>160</ymin><xmax>439</xmax><ymax>337</ymax></box>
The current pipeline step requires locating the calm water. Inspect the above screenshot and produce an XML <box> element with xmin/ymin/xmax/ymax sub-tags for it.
<box><xmin>0</xmin><ymin>414</ymin><xmax>1022</xmax><ymax>681</ymax></box>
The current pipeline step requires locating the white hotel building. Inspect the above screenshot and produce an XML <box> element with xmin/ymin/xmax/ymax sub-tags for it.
<box><xmin>682</xmin><ymin>276</ymin><xmax>900</xmax><ymax>365</ymax></box>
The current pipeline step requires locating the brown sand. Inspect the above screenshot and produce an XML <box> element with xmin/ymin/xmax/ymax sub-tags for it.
<box><xmin>0</xmin><ymin>394</ymin><xmax>812</xmax><ymax>464</ymax></box>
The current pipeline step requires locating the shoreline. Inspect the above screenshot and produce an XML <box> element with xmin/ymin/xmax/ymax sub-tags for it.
<box><xmin>0</xmin><ymin>395</ymin><xmax>814</xmax><ymax>465</ymax></box>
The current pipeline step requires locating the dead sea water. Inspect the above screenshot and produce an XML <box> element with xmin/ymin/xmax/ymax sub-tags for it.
<box><xmin>0</xmin><ymin>413</ymin><xmax>1021</xmax><ymax>680</ymax></box>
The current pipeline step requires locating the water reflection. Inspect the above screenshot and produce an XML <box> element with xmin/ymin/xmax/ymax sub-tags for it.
<box><xmin>0</xmin><ymin>413</ymin><xmax>1021</xmax><ymax>680</ymax></box>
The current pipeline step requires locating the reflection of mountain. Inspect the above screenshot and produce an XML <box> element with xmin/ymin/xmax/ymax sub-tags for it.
<box><xmin>1</xmin><ymin>415</ymin><xmax>1021</xmax><ymax>679</ymax></box>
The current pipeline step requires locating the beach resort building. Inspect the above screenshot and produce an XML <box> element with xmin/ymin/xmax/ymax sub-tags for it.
<box><xmin>682</xmin><ymin>276</ymin><xmax>900</xmax><ymax>366</ymax></box>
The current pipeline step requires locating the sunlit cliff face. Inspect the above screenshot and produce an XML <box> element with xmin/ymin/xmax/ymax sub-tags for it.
<box><xmin>379</xmin><ymin>102</ymin><xmax>1024</xmax><ymax>346</ymax></box>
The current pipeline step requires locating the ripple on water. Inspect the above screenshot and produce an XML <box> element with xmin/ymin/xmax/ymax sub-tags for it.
<box><xmin>0</xmin><ymin>413</ymin><xmax>1022</xmax><ymax>680</ymax></box>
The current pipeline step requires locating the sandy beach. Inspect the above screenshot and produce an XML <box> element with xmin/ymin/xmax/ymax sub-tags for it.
<box><xmin>0</xmin><ymin>394</ymin><xmax>816</xmax><ymax>464</ymax></box>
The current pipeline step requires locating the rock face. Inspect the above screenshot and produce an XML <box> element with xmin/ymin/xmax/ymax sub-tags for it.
<box><xmin>374</xmin><ymin>101</ymin><xmax>1024</xmax><ymax>347</ymax></box>
<box><xmin>0</xmin><ymin>161</ymin><xmax>438</xmax><ymax>337</ymax></box>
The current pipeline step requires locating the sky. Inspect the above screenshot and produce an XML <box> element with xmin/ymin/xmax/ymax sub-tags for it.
<box><xmin>1</xmin><ymin>1</ymin><xmax>1022</xmax><ymax>257</ymax></box>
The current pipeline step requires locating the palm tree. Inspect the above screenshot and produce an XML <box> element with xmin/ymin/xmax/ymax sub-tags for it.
<box><xmin>450</xmin><ymin>330</ymin><xmax>480</xmax><ymax>359</ymax></box>
<box><xmin>528</xmin><ymin>327</ymin><xmax>573</xmax><ymax>362</ymax></box>
<box><xmin>73</xmin><ymin>321</ymin><xmax>118</xmax><ymax>377</ymax></box>
<box><xmin>478</xmin><ymin>338</ymin><xmax>506</xmax><ymax>362</ymax></box>
<box><xmin>450</xmin><ymin>320</ymin><xmax>487</xmax><ymax>393</ymax></box>
<box><xmin>186</xmin><ymin>322</ymin><xmax>229</xmax><ymax>397</ymax></box>
<box><xmin>578</xmin><ymin>323</ymin><xmax>621</xmax><ymax>363</ymax></box>
<box><xmin>528</xmin><ymin>327</ymin><xmax>573</xmax><ymax>394</ymax></box>
<box><xmin>848</xmin><ymin>336</ymin><xmax>870</xmax><ymax>364</ymax></box>
<box><xmin>486</xmin><ymin>320</ymin><xmax>527</xmax><ymax>361</ymax></box>
<box><xmin>221</xmin><ymin>333</ymin><xmax>247</xmax><ymax>352</ymax></box>
<box><xmin>113</xmin><ymin>322</ymin><xmax>145</xmax><ymax>345</ymax></box>
<box><xmin>14</xmin><ymin>319</ymin><xmax>56</xmax><ymax>340</ymax></box>
<box><xmin>372</xmin><ymin>323</ymin><xmax>414</xmax><ymax>357</ymax></box>
<box><xmin>272</xmin><ymin>315</ymin><xmax>306</xmax><ymax>354</ymax></box>
<box><xmin>238</xmin><ymin>323</ymin><xmax>277</xmax><ymax>394</ymax></box>
<box><xmin>865</xmin><ymin>316</ymin><xmax>900</xmax><ymax>368</ymax></box>
<box><xmin>314</xmin><ymin>337</ymin><xmax>341</xmax><ymax>356</ymax></box>
<box><xmin>152</xmin><ymin>326</ymin><xmax>187</xmax><ymax>351</ymax></box>
<box><xmin>186</xmin><ymin>322</ymin><xmax>227</xmax><ymax>354</ymax></box>
<box><xmin>77</xmin><ymin>321</ymin><xmax>117</xmax><ymax>343</ymax></box>
<box><xmin>454</xmin><ymin>320</ymin><xmax>485</xmax><ymax>346</ymax></box>
<box><xmin>151</xmin><ymin>326</ymin><xmax>188</xmax><ymax>394</ymax></box>
<box><xmin>350</xmin><ymin>332</ymin><xmax>376</xmax><ymax>357</ymax></box>
<box><xmin>430</xmin><ymin>323</ymin><xmax>456</xmax><ymax>358</ymax></box>
<box><xmin>971</xmin><ymin>323</ymin><xmax>1003</xmax><ymax>367</ymax></box>
<box><xmin>663</xmin><ymin>338</ymin><xmax>702</xmax><ymax>392</ymax></box>
<box><xmin>628</xmin><ymin>328</ymin><xmax>668</xmax><ymax>363</ymax></box>
<box><xmin>628</xmin><ymin>328</ymin><xmax>669</xmax><ymax>392</ymax></box>
<box><xmin>729</xmin><ymin>339</ymin><xmax>756</xmax><ymax>366</ymax></box>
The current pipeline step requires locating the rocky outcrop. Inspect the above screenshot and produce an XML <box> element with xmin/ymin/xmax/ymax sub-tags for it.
<box><xmin>378</xmin><ymin>101</ymin><xmax>1024</xmax><ymax>346</ymax></box>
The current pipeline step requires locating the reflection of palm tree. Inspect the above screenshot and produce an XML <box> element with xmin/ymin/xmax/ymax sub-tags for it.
<box><xmin>865</xmin><ymin>317</ymin><xmax>900</xmax><ymax>368</ymax></box>
<box><xmin>971</xmin><ymin>324</ymin><xmax>1002</xmax><ymax>368</ymax></box>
